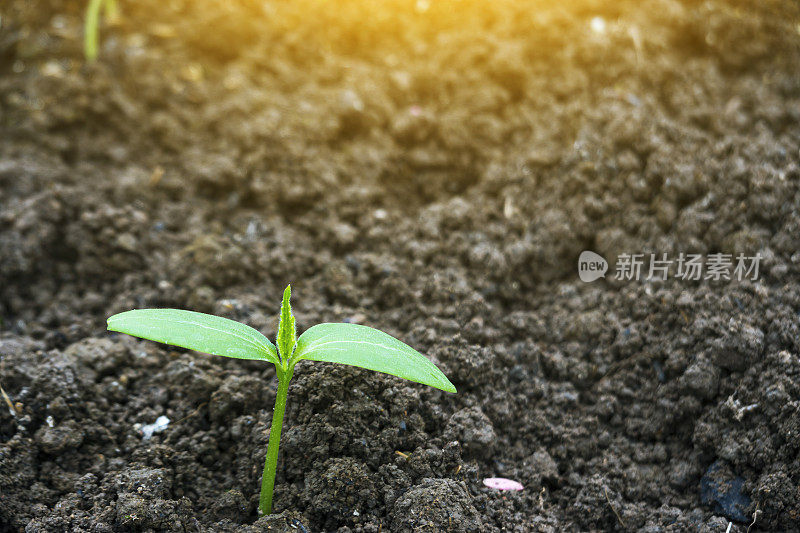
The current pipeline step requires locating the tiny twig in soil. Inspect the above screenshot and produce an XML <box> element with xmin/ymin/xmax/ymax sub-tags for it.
<box><xmin>0</xmin><ymin>382</ymin><xmax>18</xmax><ymax>417</ymax></box>
<box><xmin>175</xmin><ymin>402</ymin><xmax>207</xmax><ymax>424</ymax></box>
<box><xmin>747</xmin><ymin>502</ymin><xmax>761</xmax><ymax>533</ymax></box>
<box><xmin>604</xmin><ymin>487</ymin><xmax>626</xmax><ymax>528</ymax></box>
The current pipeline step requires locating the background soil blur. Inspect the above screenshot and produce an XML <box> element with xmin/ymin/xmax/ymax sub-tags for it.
<box><xmin>1</xmin><ymin>0</ymin><xmax>800</xmax><ymax>531</ymax></box>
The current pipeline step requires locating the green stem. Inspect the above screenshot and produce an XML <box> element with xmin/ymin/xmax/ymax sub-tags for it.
<box><xmin>259</xmin><ymin>368</ymin><xmax>292</xmax><ymax>515</ymax></box>
<box><xmin>84</xmin><ymin>0</ymin><xmax>104</xmax><ymax>61</ymax></box>
<box><xmin>84</xmin><ymin>0</ymin><xmax>118</xmax><ymax>61</ymax></box>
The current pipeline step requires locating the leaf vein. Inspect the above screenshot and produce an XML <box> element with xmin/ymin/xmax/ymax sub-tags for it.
<box><xmin>149</xmin><ymin>318</ymin><xmax>276</xmax><ymax>361</ymax></box>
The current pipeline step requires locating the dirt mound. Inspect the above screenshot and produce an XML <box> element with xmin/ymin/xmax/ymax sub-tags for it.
<box><xmin>1</xmin><ymin>0</ymin><xmax>799</xmax><ymax>530</ymax></box>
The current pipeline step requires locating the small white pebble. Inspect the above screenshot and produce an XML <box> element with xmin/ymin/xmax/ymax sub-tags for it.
<box><xmin>140</xmin><ymin>415</ymin><xmax>170</xmax><ymax>440</ymax></box>
<box><xmin>46</xmin><ymin>415</ymin><xmax>55</xmax><ymax>428</ymax></box>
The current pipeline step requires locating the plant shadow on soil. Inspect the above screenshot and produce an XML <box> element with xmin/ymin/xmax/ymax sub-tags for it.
<box><xmin>1</xmin><ymin>0</ymin><xmax>800</xmax><ymax>531</ymax></box>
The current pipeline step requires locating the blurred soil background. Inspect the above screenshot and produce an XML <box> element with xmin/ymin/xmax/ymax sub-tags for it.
<box><xmin>1</xmin><ymin>0</ymin><xmax>800</xmax><ymax>530</ymax></box>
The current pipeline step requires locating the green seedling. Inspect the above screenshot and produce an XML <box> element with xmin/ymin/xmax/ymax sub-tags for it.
<box><xmin>84</xmin><ymin>0</ymin><xmax>119</xmax><ymax>61</ymax></box>
<box><xmin>107</xmin><ymin>285</ymin><xmax>455</xmax><ymax>515</ymax></box>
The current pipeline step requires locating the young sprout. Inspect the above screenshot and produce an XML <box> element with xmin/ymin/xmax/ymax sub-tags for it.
<box><xmin>107</xmin><ymin>285</ymin><xmax>455</xmax><ymax>515</ymax></box>
<box><xmin>84</xmin><ymin>0</ymin><xmax>119</xmax><ymax>61</ymax></box>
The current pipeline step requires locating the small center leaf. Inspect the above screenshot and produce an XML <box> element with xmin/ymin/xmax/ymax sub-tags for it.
<box><xmin>276</xmin><ymin>284</ymin><xmax>296</xmax><ymax>362</ymax></box>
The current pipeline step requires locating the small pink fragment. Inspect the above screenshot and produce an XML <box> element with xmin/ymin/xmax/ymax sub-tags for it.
<box><xmin>409</xmin><ymin>105</ymin><xmax>423</xmax><ymax>117</ymax></box>
<box><xmin>483</xmin><ymin>477</ymin><xmax>524</xmax><ymax>491</ymax></box>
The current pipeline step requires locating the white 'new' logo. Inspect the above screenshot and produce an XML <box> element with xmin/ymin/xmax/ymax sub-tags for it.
<box><xmin>578</xmin><ymin>251</ymin><xmax>608</xmax><ymax>282</ymax></box>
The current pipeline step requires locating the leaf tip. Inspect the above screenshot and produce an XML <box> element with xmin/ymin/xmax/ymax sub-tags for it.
<box><xmin>106</xmin><ymin>313</ymin><xmax>120</xmax><ymax>331</ymax></box>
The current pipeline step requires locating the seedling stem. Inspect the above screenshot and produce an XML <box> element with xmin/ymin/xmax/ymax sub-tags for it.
<box><xmin>84</xmin><ymin>0</ymin><xmax>118</xmax><ymax>61</ymax></box>
<box><xmin>260</xmin><ymin>368</ymin><xmax>292</xmax><ymax>515</ymax></box>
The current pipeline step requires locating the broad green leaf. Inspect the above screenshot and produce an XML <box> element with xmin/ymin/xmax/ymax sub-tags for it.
<box><xmin>294</xmin><ymin>323</ymin><xmax>456</xmax><ymax>393</ymax></box>
<box><xmin>276</xmin><ymin>285</ymin><xmax>296</xmax><ymax>361</ymax></box>
<box><xmin>107</xmin><ymin>309</ymin><xmax>279</xmax><ymax>364</ymax></box>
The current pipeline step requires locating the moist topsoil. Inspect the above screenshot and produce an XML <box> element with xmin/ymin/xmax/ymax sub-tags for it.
<box><xmin>1</xmin><ymin>0</ymin><xmax>800</xmax><ymax>531</ymax></box>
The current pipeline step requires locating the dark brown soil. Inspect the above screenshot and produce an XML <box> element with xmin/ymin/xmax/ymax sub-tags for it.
<box><xmin>1</xmin><ymin>0</ymin><xmax>800</xmax><ymax>531</ymax></box>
